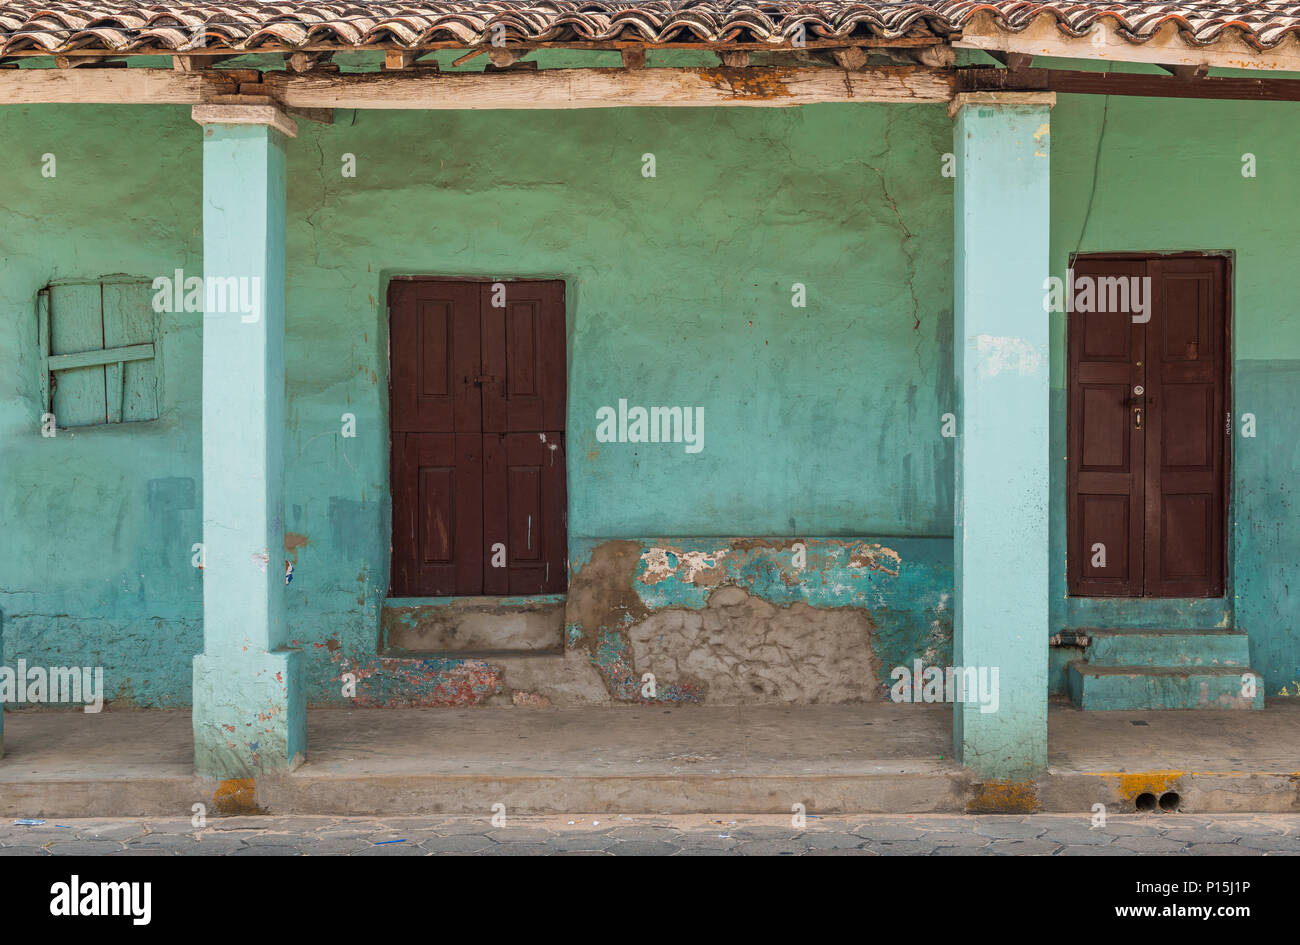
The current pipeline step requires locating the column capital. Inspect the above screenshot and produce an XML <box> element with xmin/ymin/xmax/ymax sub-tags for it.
<box><xmin>192</xmin><ymin>102</ymin><xmax>298</xmax><ymax>139</ymax></box>
<box><xmin>948</xmin><ymin>91</ymin><xmax>1056</xmax><ymax>120</ymax></box>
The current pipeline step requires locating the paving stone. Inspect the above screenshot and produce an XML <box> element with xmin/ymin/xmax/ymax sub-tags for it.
<box><xmin>1081</xmin><ymin>819</ymin><xmax>1161</xmax><ymax>836</ymax></box>
<box><xmin>719</xmin><ymin>826</ymin><xmax>798</xmax><ymax>841</ymax></box>
<box><xmin>374</xmin><ymin>817</ymin><xmax>454</xmax><ymax>832</ymax></box>
<box><xmin>76</xmin><ymin>822</ymin><xmax>151</xmax><ymax>841</ymax></box>
<box><xmin>1185</xmin><ymin>843</ymin><xmax>1256</xmax><ymax>856</ymax></box>
<box><xmin>868</xmin><ymin>840</ymin><xmax>938</xmax><ymax>856</ymax></box>
<box><xmin>1113</xmin><ymin>835</ymin><xmax>1188</xmax><ymax>853</ymax></box>
<box><xmin>352</xmin><ymin>842</ymin><xmax>426</xmax><ymax>855</ymax></box>
<box><xmin>606</xmin><ymin>826</ymin><xmax>683</xmax><ymax>842</ymax></box>
<box><xmin>208</xmin><ymin>817</ymin><xmax>276</xmax><ymax>831</ymax></box>
<box><xmin>673</xmin><ymin>847</ymin><xmax>735</xmax><ymax>856</ymax></box>
<box><xmin>1056</xmin><ymin>845</ymin><xmax>1132</xmax><ymax>855</ymax></box>
<box><xmin>429</xmin><ymin>821</ymin><xmax>498</xmax><ymax>836</ymax></box>
<box><xmin>973</xmin><ymin>821</ymin><xmax>1048</xmax><ymax>840</ymax></box>
<box><xmin>47</xmin><ymin>840</ymin><xmax>126</xmax><ymax>855</ymax></box>
<box><xmin>986</xmin><ymin>838</ymin><xmax>1062</xmax><ymax>855</ymax></box>
<box><xmin>486</xmin><ymin>829</ymin><xmax>555</xmax><ymax>843</ymax></box>
<box><xmin>191</xmin><ymin>836</ymin><xmax>253</xmax><ymax>853</ymax></box>
<box><xmin>608</xmin><ymin>840</ymin><xmax>683</xmax><ymax>856</ymax></box>
<box><xmin>1040</xmin><ymin>827</ymin><xmax>1114</xmax><ymax>845</ymax></box>
<box><xmin>140</xmin><ymin>821</ymin><xmax>210</xmax><ymax>835</ymax></box>
<box><xmin>921</xmin><ymin>831</ymin><xmax>992</xmax><ymax>848</ymax></box>
<box><xmin>798</xmin><ymin>831</ymin><xmax>869</xmax><ymax>849</ymax></box>
<box><xmin>734</xmin><ymin>839</ymin><xmax>806</xmax><ymax>855</ymax></box>
<box><xmin>0</xmin><ymin>846</ymin><xmax>51</xmax><ymax>855</ymax></box>
<box><xmin>805</xmin><ymin>847</ymin><xmax>876</xmax><ymax>855</ymax></box>
<box><xmin>1236</xmin><ymin>833</ymin><xmax>1300</xmax><ymax>851</ymax></box>
<box><xmin>130</xmin><ymin>834</ymin><xmax>202</xmax><ymax>851</ymax></box>
<box><xmin>1211</xmin><ymin>820</ymin><xmax>1284</xmax><ymax>836</ymax></box>
<box><xmin>421</xmin><ymin>834</ymin><xmax>494</xmax><ymax>853</ymax></box>
<box><xmin>540</xmin><ymin>834</ymin><xmax>615</xmax><ymax>852</ymax></box>
<box><xmin>478</xmin><ymin>843</ymin><xmax>553</xmax><ymax>856</ymax></box>
<box><xmin>851</xmin><ymin>824</ymin><xmax>925</xmax><ymax>841</ymax></box>
<box><xmin>304</xmin><ymin>836</ymin><xmax>381</xmax><ymax>855</ymax></box>
<box><xmin>1152</xmin><ymin>827</ymin><xmax>1241</xmax><ymax>845</ymax></box>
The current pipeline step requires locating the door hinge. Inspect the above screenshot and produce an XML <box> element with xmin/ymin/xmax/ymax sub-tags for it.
<box><xmin>1226</xmin><ymin>410</ymin><xmax>1232</xmax><ymax>436</ymax></box>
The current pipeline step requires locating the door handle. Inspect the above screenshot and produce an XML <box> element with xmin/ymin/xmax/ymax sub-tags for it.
<box><xmin>1133</xmin><ymin>407</ymin><xmax>1142</xmax><ymax>430</ymax></box>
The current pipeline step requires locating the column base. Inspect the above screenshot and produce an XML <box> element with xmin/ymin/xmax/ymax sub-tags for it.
<box><xmin>193</xmin><ymin>649</ymin><xmax>305</xmax><ymax>779</ymax></box>
<box><xmin>956</xmin><ymin>701</ymin><xmax>1047</xmax><ymax>782</ymax></box>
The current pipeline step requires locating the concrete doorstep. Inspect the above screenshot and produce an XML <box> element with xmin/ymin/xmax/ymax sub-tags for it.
<box><xmin>0</xmin><ymin>703</ymin><xmax>1297</xmax><ymax>818</ymax></box>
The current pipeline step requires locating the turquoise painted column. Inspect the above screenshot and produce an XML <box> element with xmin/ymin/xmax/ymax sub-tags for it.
<box><xmin>191</xmin><ymin>104</ymin><xmax>304</xmax><ymax>779</ymax></box>
<box><xmin>951</xmin><ymin>92</ymin><xmax>1054</xmax><ymax>781</ymax></box>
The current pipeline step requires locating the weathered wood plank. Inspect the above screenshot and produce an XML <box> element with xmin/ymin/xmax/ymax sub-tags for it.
<box><xmin>49</xmin><ymin>282</ymin><xmax>108</xmax><ymax>426</ymax></box>
<box><xmin>48</xmin><ymin>343</ymin><xmax>154</xmax><ymax>372</ymax></box>
<box><xmin>103</xmin><ymin>282</ymin><xmax>159</xmax><ymax>423</ymax></box>
<box><xmin>958</xmin><ymin>66</ymin><xmax>1300</xmax><ymax>103</ymax></box>
<box><xmin>0</xmin><ymin>65</ymin><xmax>953</xmax><ymax>107</ymax></box>
<box><xmin>37</xmin><ymin>290</ymin><xmax>50</xmax><ymax>415</ymax></box>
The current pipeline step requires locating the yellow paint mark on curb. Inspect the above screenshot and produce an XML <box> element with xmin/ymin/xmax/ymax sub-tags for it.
<box><xmin>213</xmin><ymin>778</ymin><xmax>263</xmax><ymax>816</ymax></box>
<box><xmin>1106</xmin><ymin>770</ymin><xmax>1184</xmax><ymax>800</ymax></box>
<box><xmin>967</xmin><ymin>780</ymin><xmax>1039</xmax><ymax>813</ymax></box>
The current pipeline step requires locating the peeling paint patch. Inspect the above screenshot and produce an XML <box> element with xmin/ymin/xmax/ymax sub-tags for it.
<box><xmin>640</xmin><ymin>547</ymin><xmax>727</xmax><ymax>585</ymax></box>
<box><xmin>284</xmin><ymin>532</ymin><xmax>309</xmax><ymax>561</ymax></box>
<box><xmin>974</xmin><ymin>334</ymin><xmax>1045</xmax><ymax>378</ymax></box>
<box><xmin>848</xmin><ymin>542</ymin><xmax>901</xmax><ymax>577</ymax></box>
<box><xmin>1033</xmin><ymin>122</ymin><xmax>1050</xmax><ymax>156</ymax></box>
<box><xmin>348</xmin><ymin>656</ymin><xmax>504</xmax><ymax>707</ymax></box>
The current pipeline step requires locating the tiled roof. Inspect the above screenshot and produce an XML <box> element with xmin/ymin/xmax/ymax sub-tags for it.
<box><xmin>2</xmin><ymin>2</ymin><xmax>1300</xmax><ymax>56</ymax></box>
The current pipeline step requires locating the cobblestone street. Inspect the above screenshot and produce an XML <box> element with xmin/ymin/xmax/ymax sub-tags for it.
<box><xmin>3</xmin><ymin>813</ymin><xmax>1299</xmax><ymax>856</ymax></box>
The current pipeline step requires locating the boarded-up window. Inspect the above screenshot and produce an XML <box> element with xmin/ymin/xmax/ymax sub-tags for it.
<box><xmin>38</xmin><ymin>280</ymin><xmax>159</xmax><ymax>427</ymax></box>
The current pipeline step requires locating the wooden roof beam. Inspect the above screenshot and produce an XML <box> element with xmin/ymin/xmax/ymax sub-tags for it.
<box><xmin>0</xmin><ymin>64</ymin><xmax>954</xmax><ymax>108</ymax></box>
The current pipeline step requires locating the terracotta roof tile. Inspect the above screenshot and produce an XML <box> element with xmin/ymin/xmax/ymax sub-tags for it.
<box><xmin>2</xmin><ymin>1</ymin><xmax>1300</xmax><ymax>56</ymax></box>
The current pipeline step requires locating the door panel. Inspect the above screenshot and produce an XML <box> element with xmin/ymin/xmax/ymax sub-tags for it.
<box><xmin>388</xmin><ymin>280</ymin><xmax>480</xmax><ymax>434</ymax></box>
<box><xmin>1068</xmin><ymin>259</ymin><xmax>1146</xmax><ymax>597</ymax></box>
<box><xmin>1067</xmin><ymin>255</ymin><xmax>1227</xmax><ymax>599</ymax></box>
<box><xmin>390</xmin><ymin>432</ymin><xmax>483</xmax><ymax>596</ymax></box>
<box><xmin>481</xmin><ymin>281</ymin><xmax>566</xmax><ymax>434</ymax></box>
<box><xmin>482</xmin><ymin>433</ymin><xmax>567</xmax><ymax>595</ymax></box>
<box><xmin>1143</xmin><ymin>258</ymin><xmax>1226</xmax><ymax>597</ymax></box>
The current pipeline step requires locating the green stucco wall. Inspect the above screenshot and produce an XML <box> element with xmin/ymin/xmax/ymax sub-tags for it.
<box><xmin>0</xmin><ymin>96</ymin><xmax>955</xmax><ymax>707</ymax></box>
<box><xmin>2</xmin><ymin>77</ymin><xmax>1298</xmax><ymax>707</ymax></box>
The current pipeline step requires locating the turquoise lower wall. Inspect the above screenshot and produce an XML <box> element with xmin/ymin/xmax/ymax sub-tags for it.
<box><xmin>1</xmin><ymin>83</ymin><xmax>1298</xmax><ymax>705</ymax></box>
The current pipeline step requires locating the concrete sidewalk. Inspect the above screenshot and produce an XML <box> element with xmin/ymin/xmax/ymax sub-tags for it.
<box><xmin>1</xmin><ymin>702</ymin><xmax>1297</xmax><ymax>817</ymax></box>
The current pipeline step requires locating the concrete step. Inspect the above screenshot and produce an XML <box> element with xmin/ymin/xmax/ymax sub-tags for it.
<box><xmin>382</xmin><ymin>596</ymin><xmax>564</xmax><ymax>653</ymax></box>
<box><xmin>1082</xmin><ymin>628</ymin><xmax>1251</xmax><ymax>668</ymax></box>
<box><xmin>1067</xmin><ymin>662</ymin><xmax>1264</xmax><ymax>711</ymax></box>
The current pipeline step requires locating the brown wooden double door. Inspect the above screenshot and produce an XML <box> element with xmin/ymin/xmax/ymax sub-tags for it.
<box><xmin>388</xmin><ymin>279</ymin><xmax>566</xmax><ymax>597</ymax></box>
<box><xmin>1068</xmin><ymin>255</ymin><xmax>1228</xmax><ymax>598</ymax></box>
